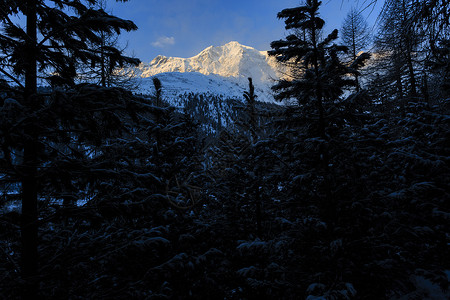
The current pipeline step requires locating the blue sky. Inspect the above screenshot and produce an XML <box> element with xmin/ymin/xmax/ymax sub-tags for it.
<box><xmin>107</xmin><ymin>0</ymin><xmax>383</xmax><ymax>62</ymax></box>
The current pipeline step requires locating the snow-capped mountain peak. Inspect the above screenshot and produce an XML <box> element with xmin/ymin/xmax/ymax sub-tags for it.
<box><xmin>136</xmin><ymin>41</ymin><xmax>282</xmax><ymax>83</ymax></box>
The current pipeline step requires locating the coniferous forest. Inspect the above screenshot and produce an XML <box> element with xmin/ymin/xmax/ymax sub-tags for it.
<box><xmin>0</xmin><ymin>0</ymin><xmax>449</xmax><ymax>299</ymax></box>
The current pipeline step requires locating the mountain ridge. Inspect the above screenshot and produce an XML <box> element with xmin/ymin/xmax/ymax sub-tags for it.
<box><xmin>133</xmin><ymin>41</ymin><xmax>285</xmax><ymax>103</ymax></box>
<box><xmin>135</xmin><ymin>41</ymin><xmax>284</xmax><ymax>83</ymax></box>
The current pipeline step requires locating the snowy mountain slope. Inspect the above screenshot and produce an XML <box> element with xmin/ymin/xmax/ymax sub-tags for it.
<box><xmin>135</xmin><ymin>41</ymin><xmax>284</xmax><ymax>83</ymax></box>
<box><xmin>133</xmin><ymin>72</ymin><xmax>281</xmax><ymax>136</ymax></box>
<box><xmin>132</xmin><ymin>42</ymin><xmax>286</xmax><ymax>104</ymax></box>
<box><xmin>135</xmin><ymin>71</ymin><xmax>276</xmax><ymax>104</ymax></box>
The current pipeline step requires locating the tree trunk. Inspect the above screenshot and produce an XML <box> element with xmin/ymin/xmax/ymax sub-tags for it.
<box><xmin>21</xmin><ymin>0</ymin><xmax>39</xmax><ymax>298</ymax></box>
<box><xmin>100</xmin><ymin>31</ymin><xmax>106</xmax><ymax>87</ymax></box>
<box><xmin>405</xmin><ymin>50</ymin><xmax>417</xmax><ymax>98</ymax></box>
<box><xmin>311</xmin><ymin>14</ymin><xmax>325</xmax><ymax>138</ymax></box>
<box><xmin>402</xmin><ymin>0</ymin><xmax>418</xmax><ymax>98</ymax></box>
<box><xmin>352</xmin><ymin>23</ymin><xmax>360</xmax><ymax>93</ymax></box>
<box><xmin>394</xmin><ymin>52</ymin><xmax>404</xmax><ymax>101</ymax></box>
<box><xmin>255</xmin><ymin>189</ymin><xmax>262</xmax><ymax>238</ymax></box>
<box><xmin>394</xmin><ymin>54</ymin><xmax>405</xmax><ymax>117</ymax></box>
<box><xmin>422</xmin><ymin>70</ymin><xmax>430</xmax><ymax>106</ymax></box>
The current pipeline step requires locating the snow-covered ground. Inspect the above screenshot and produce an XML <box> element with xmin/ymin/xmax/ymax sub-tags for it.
<box><xmin>135</xmin><ymin>72</ymin><xmax>277</xmax><ymax>104</ymax></box>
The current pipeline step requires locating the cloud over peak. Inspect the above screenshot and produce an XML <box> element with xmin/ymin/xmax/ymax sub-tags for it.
<box><xmin>152</xmin><ymin>36</ymin><xmax>175</xmax><ymax>48</ymax></box>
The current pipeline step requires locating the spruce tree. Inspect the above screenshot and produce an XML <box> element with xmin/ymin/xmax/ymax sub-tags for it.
<box><xmin>77</xmin><ymin>0</ymin><xmax>140</xmax><ymax>88</ymax></box>
<box><xmin>268</xmin><ymin>0</ymin><xmax>365</xmax><ymax>137</ymax></box>
<box><xmin>243</xmin><ymin>77</ymin><xmax>258</xmax><ymax>142</ymax></box>
<box><xmin>0</xmin><ymin>0</ymin><xmax>138</xmax><ymax>297</ymax></box>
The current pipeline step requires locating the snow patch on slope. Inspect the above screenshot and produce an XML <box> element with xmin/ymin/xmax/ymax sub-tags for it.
<box><xmin>136</xmin><ymin>72</ymin><xmax>276</xmax><ymax>104</ymax></box>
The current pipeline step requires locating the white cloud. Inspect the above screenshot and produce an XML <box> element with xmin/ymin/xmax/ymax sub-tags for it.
<box><xmin>152</xmin><ymin>36</ymin><xmax>175</xmax><ymax>48</ymax></box>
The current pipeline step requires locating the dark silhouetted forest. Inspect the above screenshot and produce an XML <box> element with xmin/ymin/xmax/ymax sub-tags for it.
<box><xmin>1</xmin><ymin>0</ymin><xmax>449</xmax><ymax>299</ymax></box>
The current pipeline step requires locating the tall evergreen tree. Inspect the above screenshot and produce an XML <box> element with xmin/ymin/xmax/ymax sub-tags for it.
<box><xmin>0</xmin><ymin>0</ymin><xmax>138</xmax><ymax>297</ymax></box>
<box><xmin>341</xmin><ymin>7</ymin><xmax>371</xmax><ymax>92</ymax></box>
<box><xmin>243</xmin><ymin>77</ymin><xmax>258</xmax><ymax>142</ymax></box>
<box><xmin>377</xmin><ymin>0</ymin><xmax>423</xmax><ymax>99</ymax></box>
<box><xmin>153</xmin><ymin>77</ymin><xmax>162</xmax><ymax>107</ymax></box>
<box><xmin>268</xmin><ymin>0</ymin><xmax>367</xmax><ymax>137</ymax></box>
<box><xmin>77</xmin><ymin>0</ymin><xmax>140</xmax><ymax>88</ymax></box>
